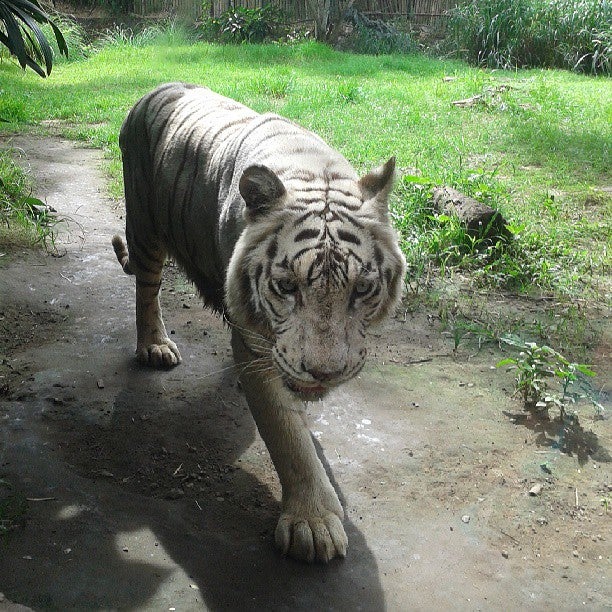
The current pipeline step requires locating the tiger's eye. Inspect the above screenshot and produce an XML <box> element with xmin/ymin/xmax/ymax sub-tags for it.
<box><xmin>277</xmin><ymin>278</ymin><xmax>298</xmax><ymax>295</ymax></box>
<box><xmin>354</xmin><ymin>279</ymin><xmax>372</xmax><ymax>296</ymax></box>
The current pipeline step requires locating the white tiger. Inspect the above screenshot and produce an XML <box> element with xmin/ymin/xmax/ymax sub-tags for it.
<box><xmin>112</xmin><ymin>82</ymin><xmax>406</xmax><ymax>563</ymax></box>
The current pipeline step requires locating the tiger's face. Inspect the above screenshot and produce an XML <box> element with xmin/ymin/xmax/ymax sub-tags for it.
<box><xmin>226</xmin><ymin>158</ymin><xmax>406</xmax><ymax>400</ymax></box>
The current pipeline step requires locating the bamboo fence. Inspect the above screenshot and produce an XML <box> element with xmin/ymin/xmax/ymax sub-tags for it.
<box><xmin>133</xmin><ymin>0</ymin><xmax>455</xmax><ymax>24</ymax></box>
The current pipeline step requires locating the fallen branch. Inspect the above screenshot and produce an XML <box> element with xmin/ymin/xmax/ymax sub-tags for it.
<box><xmin>451</xmin><ymin>94</ymin><xmax>484</xmax><ymax>107</ymax></box>
<box><xmin>452</xmin><ymin>85</ymin><xmax>514</xmax><ymax>108</ymax></box>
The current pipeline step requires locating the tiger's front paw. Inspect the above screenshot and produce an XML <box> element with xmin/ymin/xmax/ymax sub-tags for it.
<box><xmin>137</xmin><ymin>340</ymin><xmax>182</xmax><ymax>368</ymax></box>
<box><xmin>274</xmin><ymin>502</ymin><xmax>348</xmax><ymax>563</ymax></box>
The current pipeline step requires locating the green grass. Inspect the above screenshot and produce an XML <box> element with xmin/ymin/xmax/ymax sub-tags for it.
<box><xmin>0</xmin><ymin>30</ymin><xmax>610</xmax><ymax>349</ymax></box>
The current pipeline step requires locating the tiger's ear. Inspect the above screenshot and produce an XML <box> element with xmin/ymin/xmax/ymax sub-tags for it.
<box><xmin>358</xmin><ymin>157</ymin><xmax>396</xmax><ymax>219</ymax></box>
<box><xmin>239</xmin><ymin>165</ymin><xmax>286</xmax><ymax>219</ymax></box>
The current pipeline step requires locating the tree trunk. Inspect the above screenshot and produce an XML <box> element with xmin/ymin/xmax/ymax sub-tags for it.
<box><xmin>305</xmin><ymin>0</ymin><xmax>354</xmax><ymax>42</ymax></box>
<box><xmin>305</xmin><ymin>0</ymin><xmax>331</xmax><ymax>41</ymax></box>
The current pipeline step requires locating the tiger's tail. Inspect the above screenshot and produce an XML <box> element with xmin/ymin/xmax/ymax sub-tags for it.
<box><xmin>112</xmin><ymin>235</ymin><xmax>133</xmax><ymax>275</ymax></box>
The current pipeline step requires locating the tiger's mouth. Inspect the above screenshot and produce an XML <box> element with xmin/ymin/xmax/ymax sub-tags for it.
<box><xmin>284</xmin><ymin>378</ymin><xmax>330</xmax><ymax>401</ymax></box>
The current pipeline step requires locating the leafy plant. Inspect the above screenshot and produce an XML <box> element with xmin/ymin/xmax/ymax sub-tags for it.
<box><xmin>0</xmin><ymin>0</ymin><xmax>68</xmax><ymax>77</ymax></box>
<box><xmin>202</xmin><ymin>4</ymin><xmax>285</xmax><ymax>43</ymax></box>
<box><xmin>497</xmin><ymin>335</ymin><xmax>604</xmax><ymax>418</ymax></box>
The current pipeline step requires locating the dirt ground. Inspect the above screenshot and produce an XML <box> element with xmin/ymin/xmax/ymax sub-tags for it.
<box><xmin>0</xmin><ymin>136</ymin><xmax>610</xmax><ymax>611</ymax></box>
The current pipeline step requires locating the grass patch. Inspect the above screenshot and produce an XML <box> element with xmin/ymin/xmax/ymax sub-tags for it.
<box><xmin>0</xmin><ymin>149</ymin><xmax>59</xmax><ymax>251</ymax></box>
<box><xmin>0</xmin><ymin>30</ymin><xmax>609</xmax><ymax>357</ymax></box>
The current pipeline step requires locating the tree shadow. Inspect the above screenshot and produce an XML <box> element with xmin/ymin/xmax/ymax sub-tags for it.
<box><xmin>503</xmin><ymin>409</ymin><xmax>611</xmax><ymax>465</ymax></box>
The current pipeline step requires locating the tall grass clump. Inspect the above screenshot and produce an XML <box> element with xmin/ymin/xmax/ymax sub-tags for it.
<box><xmin>97</xmin><ymin>19</ymin><xmax>196</xmax><ymax>49</ymax></box>
<box><xmin>0</xmin><ymin>150</ymin><xmax>58</xmax><ymax>249</ymax></box>
<box><xmin>448</xmin><ymin>0</ymin><xmax>611</xmax><ymax>74</ymax></box>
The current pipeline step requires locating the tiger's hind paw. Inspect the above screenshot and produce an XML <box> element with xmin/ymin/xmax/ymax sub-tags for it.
<box><xmin>137</xmin><ymin>340</ymin><xmax>182</xmax><ymax>368</ymax></box>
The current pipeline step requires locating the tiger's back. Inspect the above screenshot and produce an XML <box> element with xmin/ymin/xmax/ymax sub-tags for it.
<box><xmin>118</xmin><ymin>82</ymin><xmax>372</xmax><ymax>312</ymax></box>
<box><xmin>118</xmin><ymin>82</ymin><xmax>256</xmax><ymax>308</ymax></box>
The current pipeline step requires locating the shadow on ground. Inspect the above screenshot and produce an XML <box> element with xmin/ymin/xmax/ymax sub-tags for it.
<box><xmin>2</xmin><ymin>358</ymin><xmax>383</xmax><ymax>610</ymax></box>
<box><xmin>504</xmin><ymin>410</ymin><xmax>611</xmax><ymax>466</ymax></box>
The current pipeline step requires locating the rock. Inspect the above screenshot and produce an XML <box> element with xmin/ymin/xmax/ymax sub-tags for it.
<box><xmin>529</xmin><ymin>483</ymin><xmax>543</xmax><ymax>496</ymax></box>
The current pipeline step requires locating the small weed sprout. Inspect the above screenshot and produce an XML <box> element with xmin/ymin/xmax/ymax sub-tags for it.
<box><xmin>336</xmin><ymin>80</ymin><xmax>363</xmax><ymax>104</ymax></box>
<box><xmin>497</xmin><ymin>335</ymin><xmax>604</xmax><ymax>419</ymax></box>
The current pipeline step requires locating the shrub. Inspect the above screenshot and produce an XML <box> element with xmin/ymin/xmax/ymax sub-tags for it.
<box><xmin>447</xmin><ymin>0</ymin><xmax>610</xmax><ymax>75</ymax></box>
<box><xmin>201</xmin><ymin>4</ymin><xmax>286</xmax><ymax>43</ymax></box>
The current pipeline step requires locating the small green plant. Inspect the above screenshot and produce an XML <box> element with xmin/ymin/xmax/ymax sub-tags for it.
<box><xmin>336</xmin><ymin>79</ymin><xmax>363</xmax><ymax>104</ymax></box>
<box><xmin>250</xmin><ymin>73</ymin><xmax>293</xmax><ymax>98</ymax></box>
<box><xmin>497</xmin><ymin>334</ymin><xmax>604</xmax><ymax>418</ymax></box>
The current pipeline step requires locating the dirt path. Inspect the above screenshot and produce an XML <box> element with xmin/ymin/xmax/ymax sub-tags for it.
<box><xmin>0</xmin><ymin>136</ymin><xmax>610</xmax><ymax>610</ymax></box>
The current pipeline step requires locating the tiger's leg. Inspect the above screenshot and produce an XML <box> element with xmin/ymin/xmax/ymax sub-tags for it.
<box><xmin>135</xmin><ymin>274</ymin><xmax>181</xmax><ymax>368</ymax></box>
<box><xmin>112</xmin><ymin>235</ymin><xmax>181</xmax><ymax>368</ymax></box>
<box><xmin>231</xmin><ymin>329</ymin><xmax>347</xmax><ymax>563</ymax></box>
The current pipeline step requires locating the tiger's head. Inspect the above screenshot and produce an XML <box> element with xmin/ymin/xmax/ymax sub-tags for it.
<box><xmin>226</xmin><ymin>157</ymin><xmax>406</xmax><ymax>400</ymax></box>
